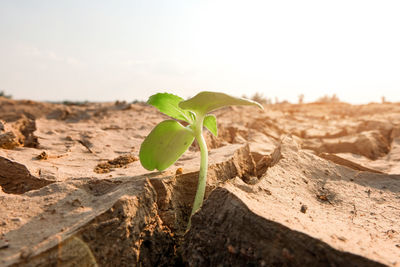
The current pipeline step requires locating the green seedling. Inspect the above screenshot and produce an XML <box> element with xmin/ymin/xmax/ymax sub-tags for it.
<box><xmin>139</xmin><ymin>91</ymin><xmax>263</xmax><ymax>228</ymax></box>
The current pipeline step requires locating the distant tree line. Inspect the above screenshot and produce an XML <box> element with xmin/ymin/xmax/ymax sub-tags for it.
<box><xmin>0</xmin><ymin>90</ymin><xmax>12</xmax><ymax>99</ymax></box>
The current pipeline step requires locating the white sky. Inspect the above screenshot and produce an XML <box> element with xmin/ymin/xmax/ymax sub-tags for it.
<box><xmin>0</xmin><ymin>0</ymin><xmax>399</xmax><ymax>103</ymax></box>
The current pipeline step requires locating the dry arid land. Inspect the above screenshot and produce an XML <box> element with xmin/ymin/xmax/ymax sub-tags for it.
<box><xmin>0</xmin><ymin>97</ymin><xmax>399</xmax><ymax>266</ymax></box>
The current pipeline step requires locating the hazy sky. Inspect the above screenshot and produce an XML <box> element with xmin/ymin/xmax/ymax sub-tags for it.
<box><xmin>1</xmin><ymin>0</ymin><xmax>399</xmax><ymax>103</ymax></box>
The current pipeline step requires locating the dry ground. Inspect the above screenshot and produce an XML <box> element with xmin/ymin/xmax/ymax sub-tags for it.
<box><xmin>0</xmin><ymin>97</ymin><xmax>399</xmax><ymax>266</ymax></box>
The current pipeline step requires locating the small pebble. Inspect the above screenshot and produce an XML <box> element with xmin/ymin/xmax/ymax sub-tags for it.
<box><xmin>263</xmin><ymin>189</ymin><xmax>272</xmax><ymax>195</ymax></box>
<box><xmin>300</xmin><ymin>205</ymin><xmax>308</xmax><ymax>213</ymax></box>
<box><xmin>36</xmin><ymin>151</ymin><xmax>48</xmax><ymax>160</ymax></box>
<box><xmin>175</xmin><ymin>168</ymin><xmax>183</xmax><ymax>175</ymax></box>
<box><xmin>71</xmin><ymin>199</ymin><xmax>82</xmax><ymax>207</ymax></box>
<box><xmin>11</xmin><ymin>217</ymin><xmax>22</xmax><ymax>223</ymax></box>
<box><xmin>227</xmin><ymin>244</ymin><xmax>237</xmax><ymax>254</ymax></box>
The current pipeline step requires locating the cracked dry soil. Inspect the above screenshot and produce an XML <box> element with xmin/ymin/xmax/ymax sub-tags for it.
<box><xmin>0</xmin><ymin>97</ymin><xmax>400</xmax><ymax>266</ymax></box>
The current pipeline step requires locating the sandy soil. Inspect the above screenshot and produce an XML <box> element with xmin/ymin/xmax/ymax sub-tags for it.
<box><xmin>0</xmin><ymin>97</ymin><xmax>399</xmax><ymax>266</ymax></box>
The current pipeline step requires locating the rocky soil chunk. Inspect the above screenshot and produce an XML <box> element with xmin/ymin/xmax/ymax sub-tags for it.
<box><xmin>183</xmin><ymin>138</ymin><xmax>400</xmax><ymax>266</ymax></box>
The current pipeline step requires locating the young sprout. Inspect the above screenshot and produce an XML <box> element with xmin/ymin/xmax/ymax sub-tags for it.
<box><xmin>139</xmin><ymin>91</ymin><xmax>263</xmax><ymax>228</ymax></box>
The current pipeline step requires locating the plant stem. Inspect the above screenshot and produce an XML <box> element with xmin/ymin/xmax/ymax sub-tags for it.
<box><xmin>187</xmin><ymin>116</ymin><xmax>208</xmax><ymax>229</ymax></box>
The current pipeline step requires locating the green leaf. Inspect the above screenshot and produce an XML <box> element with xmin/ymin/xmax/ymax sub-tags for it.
<box><xmin>204</xmin><ymin>114</ymin><xmax>217</xmax><ymax>136</ymax></box>
<box><xmin>148</xmin><ymin>93</ymin><xmax>192</xmax><ymax>122</ymax></box>
<box><xmin>139</xmin><ymin>120</ymin><xmax>194</xmax><ymax>171</ymax></box>
<box><xmin>179</xmin><ymin>91</ymin><xmax>263</xmax><ymax>116</ymax></box>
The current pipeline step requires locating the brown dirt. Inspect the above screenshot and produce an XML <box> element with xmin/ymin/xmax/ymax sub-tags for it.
<box><xmin>94</xmin><ymin>154</ymin><xmax>139</xmax><ymax>174</ymax></box>
<box><xmin>183</xmin><ymin>137</ymin><xmax>399</xmax><ymax>266</ymax></box>
<box><xmin>0</xmin><ymin>98</ymin><xmax>399</xmax><ymax>266</ymax></box>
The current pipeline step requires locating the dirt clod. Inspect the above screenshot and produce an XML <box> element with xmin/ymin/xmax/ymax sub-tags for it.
<box><xmin>35</xmin><ymin>151</ymin><xmax>48</xmax><ymax>160</ymax></box>
<box><xmin>300</xmin><ymin>204</ymin><xmax>308</xmax><ymax>213</ymax></box>
<box><xmin>175</xmin><ymin>167</ymin><xmax>183</xmax><ymax>175</ymax></box>
<box><xmin>94</xmin><ymin>154</ymin><xmax>139</xmax><ymax>173</ymax></box>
